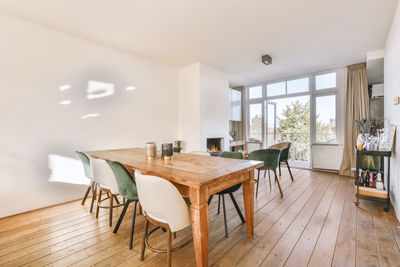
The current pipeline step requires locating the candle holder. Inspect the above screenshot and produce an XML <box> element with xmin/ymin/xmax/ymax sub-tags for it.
<box><xmin>162</xmin><ymin>143</ymin><xmax>174</xmax><ymax>160</ymax></box>
<box><xmin>145</xmin><ymin>142</ymin><xmax>157</xmax><ymax>160</ymax></box>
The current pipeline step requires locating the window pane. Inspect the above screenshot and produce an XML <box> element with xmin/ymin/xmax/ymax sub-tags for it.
<box><xmin>267</xmin><ymin>82</ymin><xmax>285</xmax><ymax>96</ymax></box>
<box><xmin>249</xmin><ymin>86</ymin><xmax>262</xmax><ymax>99</ymax></box>
<box><xmin>249</xmin><ymin>103</ymin><xmax>262</xmax><ymax>141</ymax></box>
<box><xmin>287</xmin><ymin>78</ymin><xmax>309</xmax><ymax>94</ymax></box>
<box><xmin>316</xmin><ymin>95</ymin><xmax>336</xmax><ymax>143</ymax></box>
<box><xmin>316</xmin><ymin>72</ymin><xmax>336</xmax><ymax>90</ymax></box>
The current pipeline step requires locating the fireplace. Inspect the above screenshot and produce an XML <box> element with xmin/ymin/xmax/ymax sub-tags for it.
<box><xmin>207</xmin><ymin>138</ymin><xmax>224</xmax><ymax>156</ymax></box>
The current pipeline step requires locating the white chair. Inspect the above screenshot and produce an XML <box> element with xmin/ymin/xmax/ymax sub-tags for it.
<box><xmin>91</xmin><ymin>158</ymin><xmax>123</xmax><ymax>227</ymax></box>
<box><xmin>135</xmin><ymin>170</ymin><xmax>192</xmax><ymax>267</ymax></box>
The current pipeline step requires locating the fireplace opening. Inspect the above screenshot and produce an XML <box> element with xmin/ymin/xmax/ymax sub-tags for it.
<box><xmin>207</xmin><ymin>138</ymin><xmax>224</xmax><ymax>156</ymax></box>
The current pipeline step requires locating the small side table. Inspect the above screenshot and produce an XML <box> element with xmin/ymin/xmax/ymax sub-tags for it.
<box><xmin>355</xmin><ymin>149</ymin><xmax>392</xmax><ymax>211</ymax></box>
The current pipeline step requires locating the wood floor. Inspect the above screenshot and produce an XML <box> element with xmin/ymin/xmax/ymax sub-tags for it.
<box><xmin>1</xmin><ymin>168</ymin><xmax>400</xmax><ymax>266</ymax></box>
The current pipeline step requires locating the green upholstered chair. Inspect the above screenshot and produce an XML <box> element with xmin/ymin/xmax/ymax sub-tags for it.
<box><xmin>76</xmin><ymin>151</ymin><xmax>97</xmax><ymax>213</ymax></box>
<box><xmin>174</xmin><ymin>147</ymin><xmax>182</xmax><ymax>153</ymax></box>
<box><xmin>248</xmin><ymin>149</ymin><xmax>283</xmax><ymax>198</ymax></box>
<box><xmin>106</xmin><ymin>160</ymin><xmax>139</xmax><ymax>250</ymax></box>
<box><xmin>207</xmin><ymin>151</ymin><xmax>245</xmax><ymax>238</ymax></box>
<box><xmin>268</xmin><ymin>142</ymin><xmax>294</xmax><ymax>181</ymax></box>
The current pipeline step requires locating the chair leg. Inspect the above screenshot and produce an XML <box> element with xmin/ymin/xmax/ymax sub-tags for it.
<box><xmin>167</xmin><ymin>227</ymin><xmax>172</xmax><ymax>267</ymax></box>
<box><xmin>279</xmin><ymin>162</ymin><xmax>281</xmax><ymax>176</ymax></box>
<box><xmin>217</xmin><ymin>194</ymin><xmax>221</xmax><ymax>214</ymax></box>
<box><xmin>129</xmin><ymin>201</ymin><xmax>138</xmax><ymax>250</ymax></box>
<box><xmin>286</xmin><ymin>161</ymin><xmax>294</xmax><ymax>181</ymax></box>
<box><xmin>273</xmin><ymin>169</ymin><xmax>283</xmax><ymax>198</ymax></box>
<box><xmin>207</xmin><ymin>194</ymin><xmax>214</xmax><ymax>205</ymax></box>
<box><xmin>81</xmin><ymin>182</ymin><xmax>93</xmax><ymax>205</ymax></box>
<box><xmin>90</xmin><ymin>182</ymin><xmax>97</xmax><ymax>213</ymax></box>
<box><xmin>268</xmin><ymin>170</ymin><xmax>272</xmax><ymax>190</ymax></box>
<box><xmin>256</xmin><ymin>169</ymin><xmax>260</xmax><ymax>198</ymax></box>
<box><xmin>114</xmin><ymin>195</ymin><xmax>120</xmax><ymax>205</ymax></box>
<box><xmin>222</xmin><ymin>194</ymin><xmax>228</xmax><ymax>238</ymax></box>
<box><xmin>140</xmin><ymin>219</ymin><xmax>149</xmax><ymax>261</ymax></box>
<box><xmin>96</xmin><ymin>189</ymin><xmax>102</xmax><ymax>218</ymax></box>
<box><xmin>113</xmin><ymin>200</ymin><xmax>131</xmax><ymax>233</ymax></box>
<box><xmin>228</xmin><ymin>192</ymin><xmax>245</xmax><ymax>223</ymax></box>
<box><xmin>109</xmin><ymin>193</ymin><xmax>114</xmax><ymax>227</ymax></box>
<box><xmin>264</xmin><ymin>170</ymin><xmax>266</xmax><ymax>178</ymax></box>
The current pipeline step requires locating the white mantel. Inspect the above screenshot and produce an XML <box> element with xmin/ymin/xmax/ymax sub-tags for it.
<box><xmin>177</xmin><ymin>63</ymin><xmax>230</xmax><ymax>153</ymax></box>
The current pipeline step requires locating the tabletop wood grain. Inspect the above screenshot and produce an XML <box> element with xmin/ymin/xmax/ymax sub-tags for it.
<box><xmin>86</xmin><ymin>148</ymin><xmax>263</xmax><ymax>189</ymax></box>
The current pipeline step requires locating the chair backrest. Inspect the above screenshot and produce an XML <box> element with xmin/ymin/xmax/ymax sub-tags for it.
<box><xmin>106</xmin><ymin>160</ymin><xmax>138</xmax><ymax>201</ymax></box>
<box><xmin>220</xmin><ymin>151</ymin><xmax>243</xmax><ymax>159</ymax></box>
<box><xmin>134</xmin><ymin>170</ymin><xmax>191</xmax><ymax>232</ymax></box>
<box><xmin>248</xmin><ymin>149</ymin><xmax>281</xmax><ymax>170</ymax></box>
<box><xmin>189</xmin><ymin>151</ymin><xmax>210</xmax><ymax>156</ymax></box>
<box><xmin>268</xmin><ymin>142</ymin><xmax>291</xmax><ymax>161</ymax></box>
<box><xmin>91</xmin><ymin>158</ymin><xmax>119</xmax><ymax>194</ymax></box>
<box><xmin>75</xmin><ymin>151</ymin><xmax>93</xmax><ymax>180</ymax></box>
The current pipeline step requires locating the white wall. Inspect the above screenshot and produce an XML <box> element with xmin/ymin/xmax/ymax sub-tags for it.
<box><xmin>178</xmin><ymin>63</ymin><xmax>230</xmax><ymax>152</ymax></box>
<box><xmin>384</xmin><ymin>2</ymin><xmax>400</xmax><ymax>218</ymax></box>
<box><xmin>177</xmin><ymin>64</ymin><xmax>201</xmax><ymax>152</ymax></box>
<box><xmin>199</xmin><ymin>64</ymin><xmax>230</xmax><ymax>152</ymax></box>
<box><xmin>0</xmin><ymin>12</ymin><xmax>178</xmax><ymax>217</ymax></box>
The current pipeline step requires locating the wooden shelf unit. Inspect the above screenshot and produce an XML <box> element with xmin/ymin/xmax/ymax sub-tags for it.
<box><xmin>355</xmin><ymin>185</ymin><xmax>388</xmax><ymax>199</ymax></box>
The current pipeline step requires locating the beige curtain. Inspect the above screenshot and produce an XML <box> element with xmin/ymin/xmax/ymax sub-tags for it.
<box><xmin>339</xmin><ymin>63</ymin><xmax>369</xmax><ymax>177</ymax></box>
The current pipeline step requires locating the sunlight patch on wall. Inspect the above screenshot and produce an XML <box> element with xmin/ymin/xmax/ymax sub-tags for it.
<box><xmin>80</xmin><ymin>113</ymin><xmax>100</xmax><ymax>119</ymax></box>
<box><xmin>126</xmin><ymin>86</ymin><xmax>136</xmax><ymax>91</ymax></box>
<box><xmin>87</xmin><ymin>81</ymin><xmax>115</xmax><ymax>99</ymax></box>
<box><xmin>48</xmin><ymin>154</ymin><xmax>90</xmax><ymax>185</ymax></box>
<box><xmin>59</xmin><ymin>100</ymin><xmax>71</xmax><ymax>105</ymax></box>
<box><xmin>59</xmin><ymin>85</ymin><xmax>71</xmax><ymax>91</ymax></box>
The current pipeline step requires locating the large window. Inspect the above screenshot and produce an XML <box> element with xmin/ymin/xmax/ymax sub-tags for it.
<box><xmin>246</xmin><ymin>70</ymin><xmax>339</xmax><ymax>167</ymax></box>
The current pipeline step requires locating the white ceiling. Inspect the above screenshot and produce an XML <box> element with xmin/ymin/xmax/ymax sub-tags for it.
<box><xmin>0</xmin><ymin>0</ymin><xmax>398</xmax><ymax>86</ymax></box>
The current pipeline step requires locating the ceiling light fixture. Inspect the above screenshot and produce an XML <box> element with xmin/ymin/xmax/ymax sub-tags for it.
<box><xmin>261</xmin><ymin>55</ymin><xmax>272</xmax><ymax>65</ymax></box>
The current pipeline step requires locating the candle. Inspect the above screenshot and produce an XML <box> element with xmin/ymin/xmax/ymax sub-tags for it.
<box><xmin>161</xmin><ymin>143</ymin><xmax>174</xmax><ymax>160</ymax></box>
<box><xmin>145</xmin><ymin>142</ymin><xmax>157</xmax><ymax>160</ymax></box>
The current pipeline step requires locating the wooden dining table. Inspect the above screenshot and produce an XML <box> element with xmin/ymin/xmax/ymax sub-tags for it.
<box><xmin>86</xmin><ymin>148</ymin><xmax>263</xmax><ymax>267</ymax></box>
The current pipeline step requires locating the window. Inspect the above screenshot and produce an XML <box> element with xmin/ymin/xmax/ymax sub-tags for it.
<box><xmin>249</xmin><ymin>86</ymin><xmax>262</xmax><ymax>99</ymax></box>
<box><xmin>267</xmin><ymin>82</ymin><xmax>285</xmax><ymax>96</ymax></box>
<box><xmin>316</xmin><ymin>72</ymin><xmax>336</xmax><ymax>90</ymax></box>
<box><xmin>315</xmin><ymin>95</ymin><xmax>336</xmax><ymax>143</ymax></box>
<box><xmin>287</xmin><ymin>77</ymin><xmax>309</xmax><ymax>94</ymax></box>
<box><xmin>248</xmin><ymin>103</ymin><xmax>262</xmax><ymax>141</ymax></box>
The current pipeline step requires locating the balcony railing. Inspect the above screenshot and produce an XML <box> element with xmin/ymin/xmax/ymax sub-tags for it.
<box><xmin>248</xmin><ymin>132</ymin><xmax>336</xmax><ymax>162</ymax></box>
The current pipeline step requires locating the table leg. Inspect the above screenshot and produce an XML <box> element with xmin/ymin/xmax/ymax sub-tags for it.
<box><xmin>242</xmin><ymin>170</ymin><xmax>255</xmax><ymax>238</ymax></box>
<box><xmin>189</xmin><ymin>188</ymin><xmax>209</xmax><ymax>267</ymax></box>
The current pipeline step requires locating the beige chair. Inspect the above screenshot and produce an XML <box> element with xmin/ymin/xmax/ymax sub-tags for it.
<box><xmin>91</xmin><ymin>158</ymin><xmax>123</xmax><ymax>227</ymax></box>
<box><xmin>135</xmin><ymin>170</ymin><xmax>192</xmax><ymax>267</ymax></box>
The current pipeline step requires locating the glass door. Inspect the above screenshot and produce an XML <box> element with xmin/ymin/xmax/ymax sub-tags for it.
<box><xmin>265</xmin><ymin>101</ymin><xmax>277</xmax><ymax>147</ymax></box>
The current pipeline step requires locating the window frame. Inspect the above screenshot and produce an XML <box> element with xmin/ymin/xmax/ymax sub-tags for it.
<box><xmin>245</xmin><ymin>70</ymin><xmax>339</xmax><ymax>146</ymax></box>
